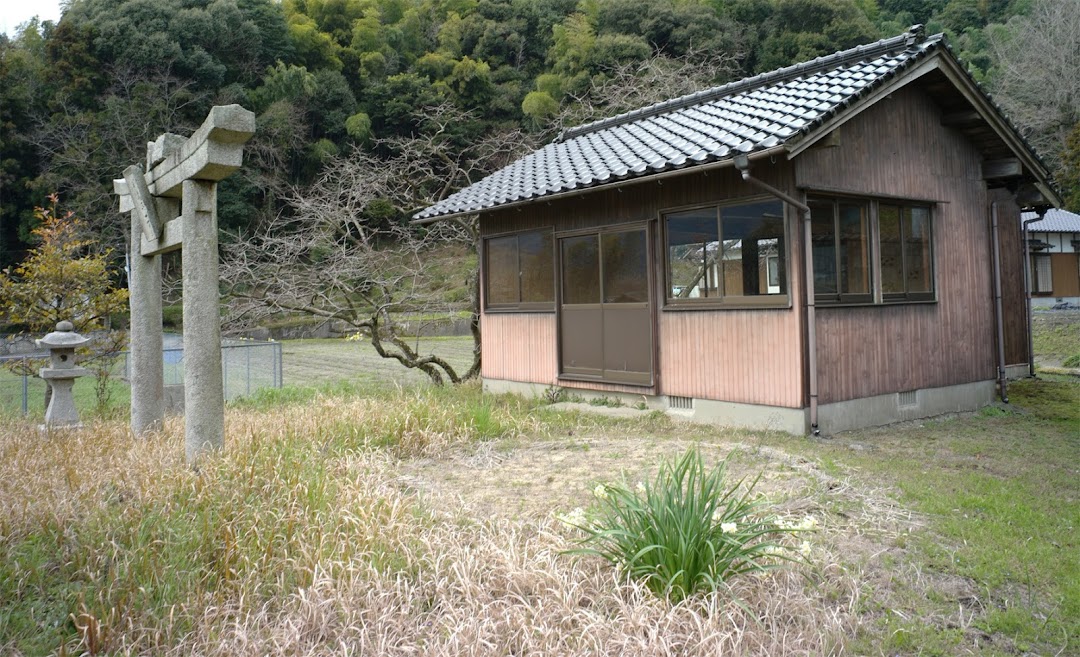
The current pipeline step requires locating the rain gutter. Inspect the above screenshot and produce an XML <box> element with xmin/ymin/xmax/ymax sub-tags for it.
<box><xmin>1021</xmin><ymin>209</ymin><xmax>1046</xmax><ymax>377</ymax></box>
<box><xmin>990</xmin><ymin>201</ymin><xmax>1008</xmax><ymax>402</ymax></box>
<box><xmin>732</xmin><ymin>154</ymin><xmax>820</xmax><ymax>435</ymax></box>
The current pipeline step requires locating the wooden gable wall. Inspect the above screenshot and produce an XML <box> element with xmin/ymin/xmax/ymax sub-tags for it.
<box><xmin>795</xmin><ymin>82</ymin><xmax>1025</xmax><ymax>404</ymax></box>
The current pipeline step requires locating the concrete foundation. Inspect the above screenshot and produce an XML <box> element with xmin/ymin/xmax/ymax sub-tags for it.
<box><xmin>815</xmin><ymin>379</ymin><xmax>996</xmax><ymax>434</ymax></box>
<box><xmin>688</xmin><ymin>398</ymin><xmax>807</xmax><ymax>435</ymax></box>
<box><xmin>483</xmin><ymin>377</ymin><xmax>998</xmax><ymax>436</ymax></box>
<box><xmin>1005</xmin><ymin>363</ymin><xmax>1032</xmax><ymax>380</ymax></box>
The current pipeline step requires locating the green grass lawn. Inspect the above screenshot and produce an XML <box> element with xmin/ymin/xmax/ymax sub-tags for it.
<box><xmin>2</xmin><ymin>326</ymin><xmax>1076</xmax><ymax>655</ymax></box>
<box><xmin>769</xmin><ymin>379</ymin><xmax>1079</xmax><ymax>655</ymax></box>
<box><xmin>280</xmin><ymin>336</ymin><xmax>477</xmax><ymax>387</ymax></box>
<box><xmin>1</xmin><ymin>373</ymin><xmax>1077</xmax><ymax>655</ymax></box>
<box><xmin>1031</xmin><ymin>309</ymin><xmax>1080</xmax><ymax>367</ymax></box>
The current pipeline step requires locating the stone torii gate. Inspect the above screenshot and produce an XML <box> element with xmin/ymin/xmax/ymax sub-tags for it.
<box><xmin>114</xmin><ymin>104</ymin><xmax>255</xmax><ymax>463</ymax></box>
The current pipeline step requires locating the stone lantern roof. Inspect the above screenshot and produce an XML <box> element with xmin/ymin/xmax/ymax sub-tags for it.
<box><xmin>36</xmin><ymin>321</ymin><xmax>91</xmax><ymax>350</ymax></box>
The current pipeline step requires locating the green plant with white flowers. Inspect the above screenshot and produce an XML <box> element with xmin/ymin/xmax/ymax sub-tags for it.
<box><xmin>560</xmin><ymin>447</ymin><xmax>816</xmax><ymax>602</ymax></box>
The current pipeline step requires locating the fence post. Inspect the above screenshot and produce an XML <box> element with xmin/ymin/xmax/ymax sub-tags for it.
<box><xmin>222</xmin><ymin>345</ymin><xmax>229</xmax><ymax>402</ymax></box>
<box><xmin>21</xmin><ymin>358</ymin><xmax>29</xmax><ymax>416</ymax></box>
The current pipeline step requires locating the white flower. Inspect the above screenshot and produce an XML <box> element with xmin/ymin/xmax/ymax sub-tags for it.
<box><xmin>798</xmin><ymin>516</ymin><xmax>819</xmax><ymax>530</ymax></box>
<box><xmin>721</xmin><ymin>522</ymin><xmax>737</xmax><ymax>534</ymax></box>
<box><xmin>558</xmin><ymin>507</ymin><xmax>587</xmax><ymax>527</ymax></box>
<box><xmin>635</xmin><ymin>481</ymin><xmax>647</xmax><ymax>494</ymax></box>
<box><xmin>593</xmin><ymin>484</ymin><xmax>608</xmax><ymax>500</ymax></box>
<box><xmin>761</xmin><ymin>545</ymin><xmax>784</xmax><ymax>557</ymax></box>
<box><xmin>799</xmin><ymin>540</ymin><xmax>812</xmax><ymax>556</ymax></box>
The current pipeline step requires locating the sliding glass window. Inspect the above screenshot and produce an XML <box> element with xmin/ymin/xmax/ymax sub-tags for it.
<box><xmin>811</xmin><ymin>195</ymin><xmax>934</xmax><ymax>305</ymax></box>
<box><xmin>484</xmin><ymin>230</ymin><xmax>555</xmax><ymax>310</ymax></box>
<box><xmin>665</xmin><ymin>199</ymin><xmax>787</xmax><ymax>307</ymax></box>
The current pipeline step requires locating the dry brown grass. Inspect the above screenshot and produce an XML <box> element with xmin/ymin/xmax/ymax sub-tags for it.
<box><xmin>1</xmin><ymin>389</ymin><xmax>870</xmax><ymax>656</ymax></box>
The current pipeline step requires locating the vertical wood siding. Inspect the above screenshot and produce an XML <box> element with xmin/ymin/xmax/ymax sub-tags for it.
<box><xmin>991</xmin><ymin>191</ymin><xmax>1031</xmax><ymax>366</ymax></box>
<box><xmin>1050</xmin><ymin>254</ymin><xmax>1080</xmax><ymax>297</ymax></box>
<box><xmin>796</xmin><ymin>84</ymin><xmax>1002</xmax><ymax>403</ymax></box>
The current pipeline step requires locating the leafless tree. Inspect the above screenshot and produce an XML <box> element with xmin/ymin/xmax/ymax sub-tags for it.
<box><xmin>989</xmin><ymin>0</ymin><xmax>1080</xmax><ymax>171</ymax></box>
<box><xmin>221</xmin><ymin>103</ymin><xmax>534</xmax><ymax>384</ymax></box>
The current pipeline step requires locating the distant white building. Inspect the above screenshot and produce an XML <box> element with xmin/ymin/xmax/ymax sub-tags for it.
<box><xmin>1023</xmin><ymin>208</ymin><xmax>1080</xmax><ymax>307</ymax></box>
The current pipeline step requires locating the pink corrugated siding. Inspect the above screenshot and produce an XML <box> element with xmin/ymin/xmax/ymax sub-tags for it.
<box><xmin>658</xmin><ymin>309</ymin><xmax>804</xmax><ymax>407</ymax></box>
<box><xmin>480</xmin><ymin>313</ymin><xmax>558</xmax><ymax>383</ymax></box>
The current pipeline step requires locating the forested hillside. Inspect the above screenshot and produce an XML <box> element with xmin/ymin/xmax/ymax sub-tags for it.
<box><xmin>1</xmin><ymin>0</ymin><xmax>1077</xmax><ymax>272</ymax></box>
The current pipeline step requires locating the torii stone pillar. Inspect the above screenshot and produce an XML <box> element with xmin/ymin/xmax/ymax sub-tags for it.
<box><xmin>114</xmin><ymin>105</ymin><xmax>255</xmax><ymax>463</ymax></box>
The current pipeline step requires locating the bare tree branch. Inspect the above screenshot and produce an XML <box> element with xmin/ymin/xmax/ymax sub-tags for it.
<box><xmin>221</xmin><ymin>103</ymin><xmax>531</xmax><ymax>385</ymax></box>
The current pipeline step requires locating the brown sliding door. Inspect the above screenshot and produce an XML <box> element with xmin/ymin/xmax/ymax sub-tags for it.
<box><xmin>559</xmin><ymin>227</ymin><xmax>653</xmax><ymax>385</ymax></box>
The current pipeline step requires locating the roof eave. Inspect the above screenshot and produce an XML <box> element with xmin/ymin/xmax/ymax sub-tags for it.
<box><xmin>784</xmin><ymin>49</ymin><xmax>1062</xmax><ymax>208</ymax></box>
<box><xmin>929</xmin><ymin>52</ymin><xmax>1062</xmax><ymax>207</ymax></box>
<box><xmin>411</xmin><ymin>144</ymin><xmax>791</xmax><ymax>225</ymax></box>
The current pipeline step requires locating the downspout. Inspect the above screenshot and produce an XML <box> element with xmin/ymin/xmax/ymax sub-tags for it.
<box><xmin>732</xmin><ymin>156</ymin><xmax>820</xmax><ymax>435</ymax></box>
<box><xmin>1021</xmin><ymin>209</ymin><xmax>1045</xmax><ymax>377</ymax></box>
<box><xmin>990</xmin><ymin>202</ymin><xmax>1008</xmax><ymax>402</ymax></box>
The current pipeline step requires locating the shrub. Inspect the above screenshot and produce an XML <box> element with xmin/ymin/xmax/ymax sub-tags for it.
<box><xmin>562</xmin><ymin>448</ymin><xmax>813</xmax><ymax>602</ymax></box>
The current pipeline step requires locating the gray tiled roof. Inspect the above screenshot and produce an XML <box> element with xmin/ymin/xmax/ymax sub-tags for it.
<box><xmin>1022</xmin><ymin>208</ymin><xmax>1080</xmax><ymax>232</ymax></box>
<box><xmin>415</xmin><ymin>27</ymin><xmax>942</xmax><ymax>221</ymax></box>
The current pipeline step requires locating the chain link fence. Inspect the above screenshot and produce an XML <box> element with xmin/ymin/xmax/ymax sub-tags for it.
<box><xmin>1</xmin><ymin>335</ymin><xmax>282</xmax><ymax>416</ymax></box>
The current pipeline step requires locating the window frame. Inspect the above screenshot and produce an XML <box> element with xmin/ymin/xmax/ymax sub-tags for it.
<box><xmin>878</xmin><ymin>203</ymin><xmax>935</xmax><ymax>303</ymax></box>
<box><xmin>809</xmin><ymin>194</ymin><xmax>937</xmax><ymax>307</ymax></box>
<box><xmin>661</xmin><ymin>196</ymin><xmax>792</xmax><ymax>310</ymax></box>
<box><xmin>1031</xmin><ymin>254</ymin><xmax>1053</xmax><ymax>295</ymax></box>
<box><xmin>809</xmin><ymin>197</ymin><xmax>874</xmax><ymax>305</ymax></box>
<box><xmin>482</xmin><ymin>228</ymin><xmax>556</xmax><ymax>312</ymax></box>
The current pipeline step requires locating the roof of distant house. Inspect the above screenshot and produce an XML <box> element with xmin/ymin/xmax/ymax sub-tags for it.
<box><xmin>1021</xmin><ymin>208</ymin><xmax>1080</xmax><ymax>232</ymax></box>
<box><xmin>415</xmin><ymin>25</ymin><xmax>1056</xmax><ymax>222</ymax></box>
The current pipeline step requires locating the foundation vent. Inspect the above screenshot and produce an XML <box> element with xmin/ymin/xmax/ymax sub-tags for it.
<box><xmin>668</xmin><ymin>395</ymin><xmax>694</xmax><ymax>410</ymax></box>
<box><xmin>898</xmin><ymin>390</ymin><xmax>918</xmax><ymax>408</ymax></box>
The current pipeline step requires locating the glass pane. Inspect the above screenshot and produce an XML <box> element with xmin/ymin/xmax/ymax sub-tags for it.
<box><xmin>879</xmin><ymin>204</ymin><xmax>904</xmax><ymax>295</ymax></box>
<box><xmin>561</xmin><ymin>235</ymin><xmax>600</xmax><ymax>304</ymax></box>
<box><xmin>486</xmin><ymin>236</ymin><xmax>518</xmax><ymax>305</ymax></box>
<box><xmin>810</xmin><ymin>200</ymin><xmax>837</xmax><ymax>295</ymax></box>
<box><xmin>720</xmin><ymin>200</ymin><xmax>785</xmax><ymax>296</ymax></box>
<box><xmin>602</xmin><ymin>230</ymin><xmax>648</xmax><ymax>303</ymax></box>
<box><xmin>838</xmin><ymin>201</ymin><xmax>870</xmax><ymax>295</ymax></box>
<box><xmin>904</xmin><ymin>207</ymin><xmax>932</xmax><ymax>293</ymax></box>
<box><xmin>1034</xmin><ymin>256</ymin><xmax>1052</xmax><ymax>292</ymax></box>
<box><xmin>519</xmin><ymin>231</ymin><xmax>554</xmax><ymax>303</ymax></box>
<box><xmin>666</xmin><ymin>209</ymin><xmax>719</xmax><ymax>298</ymax></box>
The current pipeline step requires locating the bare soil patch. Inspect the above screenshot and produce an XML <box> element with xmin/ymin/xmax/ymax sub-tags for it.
<box><xmin>400</xmin><ymin>434</ymin><xmax>831</xmax><ymax>522</ymax></box>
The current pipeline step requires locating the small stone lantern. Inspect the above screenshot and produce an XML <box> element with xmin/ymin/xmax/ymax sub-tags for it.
<box><xmin>36</xmin><ymin>321</ymin><xmax>90</xmax><ymax>429</ymax></box>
